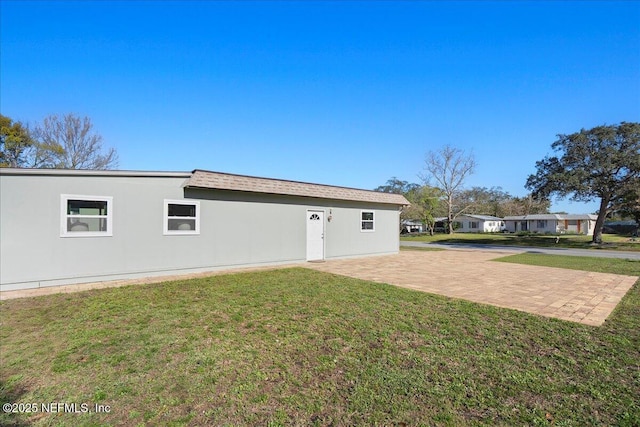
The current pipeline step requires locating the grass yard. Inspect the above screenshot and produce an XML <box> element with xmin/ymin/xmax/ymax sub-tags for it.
<box><xmin>1</xmin><ymin>266</ymin><xmax>639</xmax><ymax>426</ymax></box>
<box><xmin>402</xmin><ymin>232</ymin><xmax>640</xmax><ymax>251</ymax></box>
<box><xmin>399</xmin><ymin>245</ymin><xmax>445</xmax><ymax>252</ymax></box>
<box><xmin>495</xmin><ymin>253</ymin><xmax>640</xmax><ymax>276</ymax></box>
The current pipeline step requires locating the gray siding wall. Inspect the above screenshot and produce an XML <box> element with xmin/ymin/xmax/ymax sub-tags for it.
<box><xmin>1</xmin><ymin>175</ymin><xmax>400</xmax><ymax>291</ymax></box>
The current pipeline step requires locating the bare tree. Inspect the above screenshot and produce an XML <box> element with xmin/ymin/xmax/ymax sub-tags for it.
<box><xmin>421</xmin><ymin>145</ymin><xmax>476</xmax><ymax>234</ymax></box>
<box><xmin>33</xmin><ymin>113</ymin><xmax>118</xmax><ymax>170</ymax></box>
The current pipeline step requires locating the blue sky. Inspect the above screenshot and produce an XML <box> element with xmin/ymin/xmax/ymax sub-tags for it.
<box><xmin>2</xmin><ymin>1</ymin><xmax>639</xmax><ymax>213</ymax></box>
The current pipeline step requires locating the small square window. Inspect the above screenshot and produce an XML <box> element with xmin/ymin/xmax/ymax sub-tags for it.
<box><xmin>61</xmin><ymin>195</ymin><xmax>113</xmax><ymax>237</ymax></box>
<box><xmin>361</xmin><ymin>210</ymin><xmax>375</xmax><ymax>232</ymax></box>
<box><xmin>164</xmin><ymin>200</ymin><xmax>200</xmax><ymax>235</ymax></box>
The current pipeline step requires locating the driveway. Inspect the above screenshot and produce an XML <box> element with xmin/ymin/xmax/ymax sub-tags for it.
<box><xmin>306</xmin><ymin>249</ymin><xmax>638</xmax><ymax>326</ymax></box>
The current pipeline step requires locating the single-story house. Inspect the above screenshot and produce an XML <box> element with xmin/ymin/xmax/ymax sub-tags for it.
<box><xmin>452</xmin><ymin>214</ymin><xmax>505</xmax><ymax>233</ymax></box>
<box><xmin>503</xmin><ymin>214</ymin><xmax>597</xmax><ymax>235</ymax></box>
<box><xmin>0</xmin><ymin>168</ymin><xmax>409</xmax><ymax>291</ymax></box>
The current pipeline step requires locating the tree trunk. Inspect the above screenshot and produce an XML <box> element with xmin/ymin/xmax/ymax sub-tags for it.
<box><xmin>592</xmin><ymin>196</ymin><xmax>610</xmax><ymax>244</ymax></box>
<box><xmin>448</xmin><ymin>195</ymin><xmax>454</xmax><ymax>234</ymax></box>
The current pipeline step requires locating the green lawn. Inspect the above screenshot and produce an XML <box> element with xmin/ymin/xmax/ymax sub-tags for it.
<box><xmin>400</xmin><ymin>245</ymin><xmax>445</xmax><ymax>252</ymax></box>
<box><xmin>495</xmin><ymin>253</ymin><xmax>640</xmax><ymax>276</ymax></box>
<box><xmin>402</xmin><ymin>232</ymin><xmax>640</xmax><ymax>251</ymax></box>
<box><xmin>1</xmin><ymin>266</ymin><xmax>639</xmax><ymax>426</ymax></box>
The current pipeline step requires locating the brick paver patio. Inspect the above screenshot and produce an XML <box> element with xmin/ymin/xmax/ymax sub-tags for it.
<box><xmin>306</xmin><ymin>249</ymin><xmax>638</xmax><ymax>326</ymax></box>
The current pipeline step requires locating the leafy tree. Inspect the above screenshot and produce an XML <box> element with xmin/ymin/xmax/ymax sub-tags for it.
<box><xmin>0</xmin><ymin>114</ymin><xmax>34</xmax><ymax>168</ymax></box>
<box><xmin>374</xmin><ymin>177</ymin><xmax>420</xmax><ymax>195</ymax></box>
<box><xmin>24</xmin><ymin>128</ymin><xmax>65</xmax><ymax>169</ymax></box>
<box><xmin>614</xmin><ymin>184</ymin><xmax>640</xmax><ymax>231</ymax></box>
<box><xmin>32</xmin><ymin>113</ymin><xmax>118</xmax><ymax>170</ymax></box>
<box><xmin>404</xmin><ymin>185</ymin><xmax>443</xmax><ymax>235</ymax></box>
<box><xmin>495</xmin><ymin>194</ymin><xmax>551</xmax><ymax>216</ymax></box>
<box><xmin>451</xmin><ymin>186</ymin><xmax>551</xmax><ymax>217</ymax></box>
<box><xmin>421</xmin><ymin>145</ymin><xmax>476</xmax><ymax>234</ymax></box>
<box><xmin>462</xmin><ymin>186</ymin><xmax>510</xmax><ymax>217</ymax></box>
<box><xmin>526</xmin><ymin>122</ymin><xmax>640</xmax><ymax>243</ymax></box>
<box><xmin>375</xmin><ymin>177</ymin><xmax>424</xmax><ymax>232</ymax></box>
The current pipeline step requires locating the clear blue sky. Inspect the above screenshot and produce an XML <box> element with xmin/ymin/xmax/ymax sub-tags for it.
<box><xmin>2</xmin><ymin>1</ymin><xmax>639</xmax><ymax>213</ymax></box>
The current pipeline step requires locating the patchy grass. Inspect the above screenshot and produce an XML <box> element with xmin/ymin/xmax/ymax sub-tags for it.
<box><xmin>495</xmin><ymin>253</ymin><xmax>640</xmax><ymax>276</ymax></box>
<box><xmin>402</xmin><ymin>232</ymin><xmax>640</xmax><ymax>251</ymax></box>
<box><xmin>1</xmin><ymin>268</ymin><xmax>639</xmax><ymax>426</ymax></box>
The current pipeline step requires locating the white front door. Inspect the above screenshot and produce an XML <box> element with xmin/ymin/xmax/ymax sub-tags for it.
<box><xmin>306</xmin><ymin>210</ymin><xmax>324</xmax><ymax>261</ymax></box>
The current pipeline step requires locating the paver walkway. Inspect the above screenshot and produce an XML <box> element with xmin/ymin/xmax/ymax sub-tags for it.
<box><xmin>306</xmin><ymin>249</ymin><xmax>638</xmax><ymax>326</ymax></box>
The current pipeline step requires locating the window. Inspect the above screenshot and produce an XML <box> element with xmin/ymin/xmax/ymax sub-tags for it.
<box><xmin>164</xmin><ymin>200</ymin><xmax>200</xmax><ymax>235</ymax></box>
<box><xmin>61</xmin><ymin>195</ymin><xmax>113</xmax><ymax>237</ymax></box>
<box><xmin>469</xmin><ymin>221</ymin><xmax>479</xmax><ymax>229</ymax></box>
<box><xmin>537</xmin><ymin>220</ymin><xmax>548</xmax><ymax>228</ymax></box>
<box><xmin>361</xmin><ymin>210</ymin><xmax>375</xmax><ymax>232</ymax></box>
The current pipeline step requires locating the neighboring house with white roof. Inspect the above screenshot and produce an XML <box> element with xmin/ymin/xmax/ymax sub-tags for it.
<box><xmin>0</xmin><ymin>168</ymin><xmax>408</xmax><ymax>291</ymax></box>
<box><xmin>503</xmin><ymin>214</ymin><xmax>597</xmax><ymax>235</ymax></box>
<box><xmin>452</xmin><ymin>214</ymin><xmax>505</xmax><ymax>233</ymax></box>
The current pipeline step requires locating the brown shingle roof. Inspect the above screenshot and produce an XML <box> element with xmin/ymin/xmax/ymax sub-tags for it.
<box><xmin>186</xmin><ymin>169</ymin><xmax>409</xmax><ymax>206</ymax></box>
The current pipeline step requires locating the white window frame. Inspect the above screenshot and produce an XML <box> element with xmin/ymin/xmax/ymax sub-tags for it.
<box><xmin>360</xmin><ymin>210</ymin><xmax>375</xmax><ymax>232</ymax></box>
<box><xmin>163</xmin><ymin>199</ymin><xmax>200</xmax><ymax>235</ymax></box>
<box><xmin>60</xmin><ymin>194</ymin><xmax>113</xmax><ymax>238</ymax></box>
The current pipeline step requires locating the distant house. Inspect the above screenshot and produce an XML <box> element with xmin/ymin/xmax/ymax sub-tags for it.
<box><xmin>452</xmin><ymin>214</ymin><xmax>505</xmax><ymax>233</ymax></box>
<box><xmin>0</xmin><ymin>168</ymin><xmax>409</xmax><ymax>291</ymax></box>
<box><xmin>401</xmin><ymin>220</ymin><xmax>424</xmax><ymax>233</ymax></box>
<box><xmin>503</xmin><ymin>214</ymin><xmax>597</xmax><ymax>235</ymax></box>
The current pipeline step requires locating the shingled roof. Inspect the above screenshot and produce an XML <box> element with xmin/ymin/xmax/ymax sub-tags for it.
<box><xmin>185</xmin><ymin>169</ymin><xmax>409</xmax><ymax>206</ymax></box>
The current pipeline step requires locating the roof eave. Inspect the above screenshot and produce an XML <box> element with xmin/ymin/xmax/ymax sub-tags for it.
<box><xmin>0</xmin><ymin>167</ymin><xmax>191</xmax><ymax>178</ymax></box>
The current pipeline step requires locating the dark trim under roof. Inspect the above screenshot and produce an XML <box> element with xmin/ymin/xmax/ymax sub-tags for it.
<box><xmin>0</xmin><ymin>167</ymin><xmax>191</xmax><ymax>178</ymax></box>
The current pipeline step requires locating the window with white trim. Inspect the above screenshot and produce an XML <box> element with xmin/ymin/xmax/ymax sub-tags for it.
<box><xmin>164</xmin><ymin>200</ymin><xmax>200</xmax><ymax>235</ymax></box>
<box><xmin>361</xmin><ymin>210</ymin><xmax>375</xmax><ymax>232</ymax></box>
<box><xmin>61</xmin><ymin>195</ymin><xmax>113</xmax><ymax>237</ymax></box>
<box><xmin>537</xmin><ymin>220</ymin><xmax>548</xmax><ymax>228</ymax></box>
<box><xmin>469</xmin><ymin>221</ymin><xmax>479</xmax><ymax>229</ymax></box>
